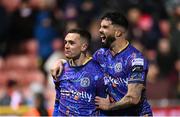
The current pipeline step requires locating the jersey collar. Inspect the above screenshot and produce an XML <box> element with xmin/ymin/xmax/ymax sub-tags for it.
<box><xmin>109</xmin><ymin>41</ymin><xmax>129</xmax><ymax>56</ymax></box>
<box><xmin>69</xmin><ymin>57</ymin><xmax>93</xmax><ymax>67</ymax></box>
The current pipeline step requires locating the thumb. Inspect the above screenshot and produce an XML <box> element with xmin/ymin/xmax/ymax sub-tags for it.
<box><xmin>106</xmin><ymin>95</ymin><xmax>109</xmax><ymax>99</ymax></box>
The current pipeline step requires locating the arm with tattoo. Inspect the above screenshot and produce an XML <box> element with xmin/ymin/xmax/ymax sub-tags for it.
<box><xmin>95</xmin><ymin>83</ymin><xmax>144</xmax><ymax>111</ymax></box>
<box><xmin>109</xmin><ymin>83</ymin><xmax>144</xmax><ymax>110</ymax></box>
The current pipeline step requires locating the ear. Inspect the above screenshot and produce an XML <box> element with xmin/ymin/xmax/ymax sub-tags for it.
<box><xmin>115</xmin><ymin>31</ymin><xmax>122</xmax><ymax>38</ymax></box>
<box><xmin>81</xmin><ymin>43</ymin><xmax>88</xmax><ymax>51</ymax></box>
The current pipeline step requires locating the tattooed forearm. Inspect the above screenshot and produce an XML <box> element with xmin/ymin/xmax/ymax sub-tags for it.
<box><xmin>109</xmin><ymin>83</ymin><xmax>144</xmax><ymax>110</ymax></box>
<box><xmin>109</xmin><ymin>95</ymin><xmax>136</xmax><ymax>110</ymax></box>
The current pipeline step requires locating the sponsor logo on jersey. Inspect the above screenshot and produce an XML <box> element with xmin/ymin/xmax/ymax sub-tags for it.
<box><xmin>104</xmin><ymin>75</ymin><xmax>128</xmax><ymax>86</ymax></box>
<box><xmin>132</xmin><ymin>58</ymin><xmax>144</xmax><ymax>66</ymax></box>
<box><xmin>60</xmin><ymin>89</ymin><xmax>92</xmax><ymax>102</ymax></box>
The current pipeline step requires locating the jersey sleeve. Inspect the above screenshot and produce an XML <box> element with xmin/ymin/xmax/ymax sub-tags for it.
<box><xmin>52</xmin><ymin>62</ymin><xmax>67</xmax><ymax>83</ymax></box>
<box><xmin>127</xmin><ymin>55</ymin><xmax>148</xmax><ymax>84</ymax></box>
<box><xmin>93</xmin><ymin>48</ymin><xmax>106</xmax><ymax>64</ymax></box>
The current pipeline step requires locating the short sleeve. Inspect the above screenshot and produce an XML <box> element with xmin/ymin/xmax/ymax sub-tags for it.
<box><xmin>128</xmin><ymin>57</ymin><xmax>148</xmax><ymax>84</ymax></box>
<box><xmin>93</xmin><ymin>48</ymin><xmax>106</xmax><ymax>64</ymax></box>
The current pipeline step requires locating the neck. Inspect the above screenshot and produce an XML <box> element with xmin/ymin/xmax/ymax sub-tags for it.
<box><xmin>110</xmin><ymin>38</ymin><xmax>129</xmax><ymax>56</ymax></box>
<box><xmin>70</xmin><ymin>52</ymin><xmax>92</xmax><ymax>66</ymax></box>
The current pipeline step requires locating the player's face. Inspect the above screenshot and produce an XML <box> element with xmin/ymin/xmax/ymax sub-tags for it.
<box><xmin>64</xmin><ymin>33</ymin><xmax>82</xmax><ymax>59</ymax></box>
<box><xmin>99</xmin><ymin>19</ymin><xmax>116</xmax><ymax>48</ymax></box>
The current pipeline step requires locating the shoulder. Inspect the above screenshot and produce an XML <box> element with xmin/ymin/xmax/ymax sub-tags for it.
<box><xmin>127</xmin><ymin>45</ymin><xmax>145</xmax><ymax>59</ymax></box>
<box><xmin>63</xmin><ymin>62</ymin><xmax>71</xmax><ymax>70</ymax></box>
<box><xmin>88</xmin><ymin>59</ymin><xmax>103</xmax><ymax>70</ymax></box>
<box><xmin>126</xmin><ymin>45</ymin><xmax>148</xmax><ymax>67</ymax></box>
<box><xmin>86</xmin><ymin>59</ymin><xmax>104</xmax><ymax>74</ymax></box>
<box><xmin>93</xmin><ymin>48</ymin><xmax>108</xmax><ymax>62</ymax></box>
<box><xmin>93</xmin><ymin>48</ymin><xmax>108</xmax><ymax>56</ymax></box>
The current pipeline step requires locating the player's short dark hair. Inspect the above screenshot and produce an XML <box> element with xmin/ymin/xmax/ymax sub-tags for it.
<box><xmin>67</xmin><ymin>29</ymin><xmax>91</xmax><ymax>48</ymax></box>
<box><xmin>101</xmin><ymin>11</ymin><xmax>129</xmax><ymax>30</ymax></box>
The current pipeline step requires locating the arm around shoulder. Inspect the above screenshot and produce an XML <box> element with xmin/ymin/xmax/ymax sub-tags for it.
<box><xmin>50</xmin><ymin>59</ymin><xmax>67</xmax><ymax>80</ymax></box>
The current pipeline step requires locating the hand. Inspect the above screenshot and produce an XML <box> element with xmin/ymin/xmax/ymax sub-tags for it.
<box><xmin>50</xmin><ymin>59</ymin><xmax>65</xmax><ymax>80</ymax></box>
<box><xmin>95</xmin><ymin>95</ymin><xmax>111</xmax><ymax>111</ymax></box>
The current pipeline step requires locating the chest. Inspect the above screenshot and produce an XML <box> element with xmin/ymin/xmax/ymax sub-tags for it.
<box><xmin>60</xmin><ymin>69</ymin><xmax>95</xmax><ymax>91</ymax></box>
<box><xmin>100</xmin><ymin>54</ymin><xmax>130</xmax><ymax>78</ymax></box>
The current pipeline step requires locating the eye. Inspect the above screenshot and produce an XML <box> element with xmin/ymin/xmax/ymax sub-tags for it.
<box><xmin>69</xmin><ymin>41</ymin><xmax>75</xmax><ymax>45</ymax></box>
<box><xmin>64</xmin><ymin>41</ymin><xmax>67</xmax><ymax>44</ymax></box>
<box><xmin>103</xmin><ymin>26</ymin><xmax>108</xmax><ymax>28</ymax></box>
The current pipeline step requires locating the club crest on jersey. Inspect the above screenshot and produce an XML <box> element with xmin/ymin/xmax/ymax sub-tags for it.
<box><xmin>114</xmin><ymin>62</ymin><xmax>122</xmax><ymax>72</ymax></box>
<box><xmin>80</xmin><ymin>77</ymin><xmax>90</xmax><ymax>87</ymax></box>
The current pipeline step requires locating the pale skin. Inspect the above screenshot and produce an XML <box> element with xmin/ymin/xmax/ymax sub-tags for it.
<box><xmin>64</xmin><ymin>33</ymin><xmax>89</xmax><ymax>66</ymax></box>
<box><xmin>50</xmin><ymin>33</ymin><xmax>90</xmax><ymax>80</ymax></box>
<box><xmin>50</xmin><ymin>19</ymin><xmax>146</xmax><ymax>113</ymax></box>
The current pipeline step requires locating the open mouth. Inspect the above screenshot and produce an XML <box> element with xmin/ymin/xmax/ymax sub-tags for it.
<box><xmin>100</xmin><ymin>35</ymin><xmax>106</xmax><ymax>43</ymax></box>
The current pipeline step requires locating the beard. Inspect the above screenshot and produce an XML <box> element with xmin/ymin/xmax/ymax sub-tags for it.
<box><xmin>102</xmin><ymin>36</ymin><xmax>116</xmax><ymax>48</ymax></box>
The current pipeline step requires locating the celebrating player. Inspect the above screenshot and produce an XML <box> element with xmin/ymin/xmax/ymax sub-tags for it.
<box><xmin>52</xmin><ymin>29</ymin><xmax>107</xmax><ymax>116</ymax></box>
<box><xmin>51</xmin><ymin>12</ymin><xmax>152</xmax><ymax>116</ymax></box>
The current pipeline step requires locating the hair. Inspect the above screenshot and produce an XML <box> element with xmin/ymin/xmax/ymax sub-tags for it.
<box><xmin>67</xmin><ymin>29</ymin><xmax>91</xmax><ymax>49</ymax></box>
<box><xmin>101</xmin><ymin>11</ymin><xmax>129</xmax><ymax>30</ymax></box>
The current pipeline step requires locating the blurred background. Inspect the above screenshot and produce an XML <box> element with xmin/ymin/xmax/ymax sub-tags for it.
<box><xmin>0</xmin><ymin>0</ymin><xmax>179</xmax><ymax>116</ymax></box>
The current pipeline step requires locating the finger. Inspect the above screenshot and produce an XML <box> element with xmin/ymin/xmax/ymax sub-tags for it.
<box><xmin>106</xmin><ymin>95</ymin><xmax>109</xmax><ymax>99</ymax></box>
<box><xmin>95</xmin><ymin>96</ymin><xmax>101</xmax><ymax>100</ymax></box>
<box><xmin>96</xmin><ymin>106</ymin><xmax>100</xmax><ymax>109</ymax></box>
<box><xmin>95</xmin><ymin>102</ymin><xmax>99</xmax><ymax>106</ymax></box>
<box><xmin>95</xmin><ymin>99</ymin><xmax>100</xmax><ymax>103</ymax></box>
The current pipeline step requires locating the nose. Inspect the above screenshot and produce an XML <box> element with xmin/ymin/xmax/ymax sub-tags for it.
<box><xmin>99</xmin><ymin>27</ymin><xmax>103</xmax><ymax>33</ymax></box>
<box><xmin>65</xmin><ymin>43</ymin><xmax>69</xmax><ymax>49</ymax></box>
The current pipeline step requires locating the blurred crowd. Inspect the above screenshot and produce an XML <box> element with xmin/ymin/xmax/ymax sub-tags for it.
<box><xmin>0</xmin><ymin>0</ymin><xmax>180</xmax><ymax>115</ymax></box>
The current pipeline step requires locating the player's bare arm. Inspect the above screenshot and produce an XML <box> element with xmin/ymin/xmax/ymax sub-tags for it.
<box><xmin>50</xmin><ymin>59</ymin><xmax>66</xmax><ymax>80</ymax></box>
<box><xmin>95</xmin><ymin>83</ymin><xmax>144</xmax><ymax>110</ymax></box>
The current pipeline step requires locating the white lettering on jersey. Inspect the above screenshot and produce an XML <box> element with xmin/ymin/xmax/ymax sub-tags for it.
<box><xmin>60</xmin><ymin>89</ymin><xmax>92</xmax><ymax>102</ymax></box>
<box><xmin>104</xmin><ymin>75</ymin><xmax>128</xmax><ymax>85</ymax></box>
<box><xmin>132</xmin><ymin>58</ymin><xmax>144</xmax><ymax>66</ymax></box>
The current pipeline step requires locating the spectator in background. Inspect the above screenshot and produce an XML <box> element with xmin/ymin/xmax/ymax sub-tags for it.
<box><xmin>78</xmin><ymin>0</ymin><xmax>101</xmax><ymax>29</ymax></box>
<box><xmin>24</xmin><ymin>93</ymin><xmax>52</xmax><ymax>116</ymax></box>
<box><xmin>34</xmin><ymin>0</ymin><xmax>58</xmax><ymax>65</ymax></box>
<box><xmin>44</xmin><ymin>38</ymin><xmax>65</xmax><ymax>87</ymax></box>
<box><xmin>137</xmin><ymin>13</ymin><xmax>161</xmax><ymax>50</ymax></box>
<box><xmin>157</xmin><ymin>38</ymin><xmax>175</xmax><ymax>78</ymax></box>
<box><xmin>0</xmin><ymin>0</ymin><xmax>21</xmax><ymax>56</ymax></box>
<box><xmin>0</xmin><ymin>80</ymin><xmax>23</xmax><ymax>110</ymax></box>
<box><xmin>170</xmin><ymin>6</ymin><xmax>180</xmax><ymax>97</ymax></box>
